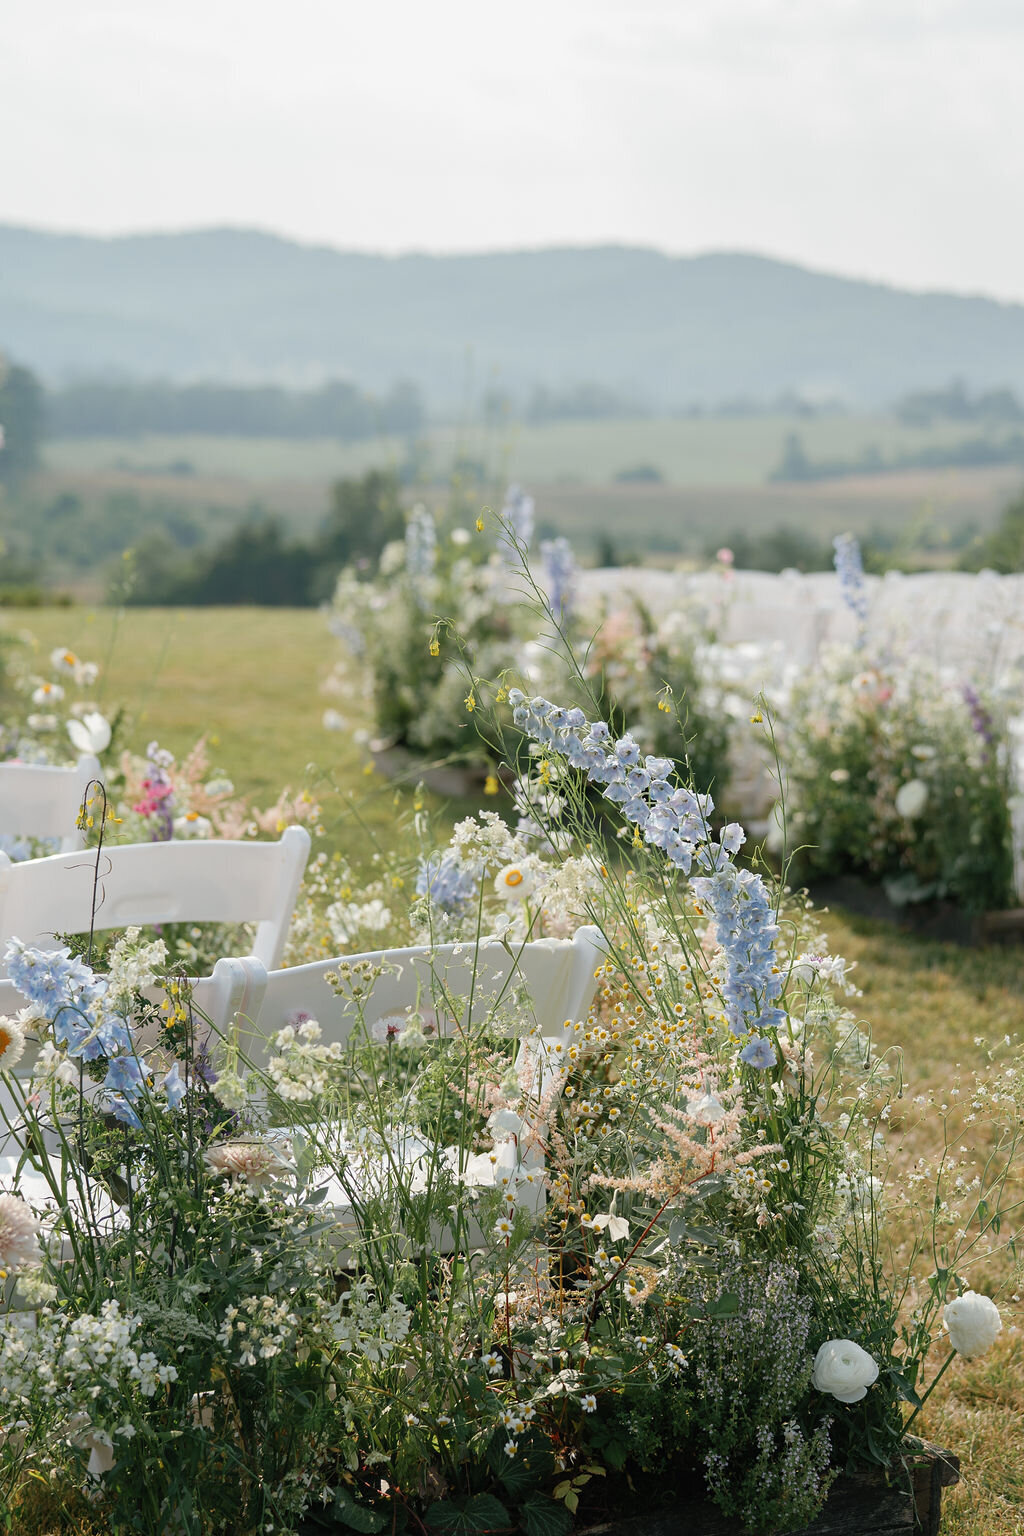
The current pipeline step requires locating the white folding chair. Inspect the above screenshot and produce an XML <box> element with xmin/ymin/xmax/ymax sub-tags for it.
<box><xmin>0</xmin><ymin>824</ymin><xmax>311</xmax><ymax>972</ymax></box>
<box><xmin>0</xmin><ymin>755</ymin><xmax>102</xmax><ymax>855</ymax></box>
<box><xmin>217</xmin><ymin>926</ymin><xmax>606</xmax><ymax>1249</ymax></box>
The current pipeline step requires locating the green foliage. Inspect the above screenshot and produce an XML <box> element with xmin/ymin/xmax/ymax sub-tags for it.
<box><xmin>424</xmin><ymin>1494</ymin><xmax>511</xmax><ymax>1535</ymax></box>
<box><xmin>959</xmin><ymin>490</ymin><xmax>1024</xmax><ymax>573</ymax></box>
<box><xmin>319</xmin><ymin>470</ymin><xmax>407</xmax><ymax>583</ymax></box>
<box><xmin>783</xmin><ymin>658</ymin><xmax>1016</xmax><ymax>912</ymax></box>
<box><xmin>118</xmin><ymin>470</ymin><xmax>408</xmax><ymax>606</ymax></box>
<box><xmin>0</xmin><ymin>357</ymin><xmax>44</xmax><ymax>485</ymax></box>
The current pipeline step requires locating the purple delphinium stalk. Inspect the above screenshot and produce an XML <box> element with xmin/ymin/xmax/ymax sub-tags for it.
<box><xmin>5</xmin><ymin>938</ymin><xmax>187</xmax><ymax>1117</ymax></box>
<box><xmin>405</xmin><ymin>504</ymin><xmax>437</xmax><ymax>593</ymax></box>
<box><xmin>962</xmin><ymin>683</ymin><xmax>994</xmax><ymax>762</ymax></box>
<box><xmin>415</xmin><ymin>852</ymin><xmax>479</xmax><ymax>915</ymax></box>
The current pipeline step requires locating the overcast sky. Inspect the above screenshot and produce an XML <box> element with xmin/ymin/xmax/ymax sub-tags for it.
<box><xmin>4</xmin><ymin>0</ymin><xmax>1024</xmax><ymax>300</ymax></box>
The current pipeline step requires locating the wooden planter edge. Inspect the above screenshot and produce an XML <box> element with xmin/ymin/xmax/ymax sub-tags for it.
<box><xmin>576</xmin><ymin>1443</ymin><xmax>960</xmax><ymax>1536</ymax></box>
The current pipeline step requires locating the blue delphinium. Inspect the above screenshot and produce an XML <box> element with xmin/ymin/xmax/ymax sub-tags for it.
<box><xmin>540</xmin><ymin>537</ymin><xmax>577</xmax><ymax>621</ymax></box>
<box><xmin>507</xmin><ymin>691</ymin><xmax>781</xmax><ymax>1067</ymax></box>
<box><xmin>832</xmin><ymin>532</ymin><xmax>868</xmax><ymax>639</ymax></box>
<box><xmin>5</xmin><ymin>938</ymin><xmax>187</xmax><ymax>1116</ymax></box>
<box><xmin>415</xmin><ymin>852</ymin><xmax>479</xmax><ymax>915</ymax></box>
<box><xmin>405</xmin><ymin>504</ymin><xmax>437</xmax><ymax>589</ymax></box>
<box><xmin>498</xmin><ymin>484</ymin><xmax>535</xmax><ymax>563</ymax></box>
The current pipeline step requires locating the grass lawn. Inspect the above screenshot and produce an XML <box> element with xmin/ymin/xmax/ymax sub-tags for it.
<box><xmin>4</xmin><ymin>605</ymin><xmax>1024</xmax><ymax>1531</ymax></box>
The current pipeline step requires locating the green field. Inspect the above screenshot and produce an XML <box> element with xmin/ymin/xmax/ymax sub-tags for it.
<box><xmin>27</xmin><ymin>415</ymin><xmax>1023</xmax><ymax>589</ymax></box>
<box><xmin>5</xmin><ymin>604</ymin><xmax>1024</xmax><ymax>1532</ymax></box>
<box><xmin>42</xmin><ymin>412</ymin><xmax>1009</xmax><ymax>489</ymax></box>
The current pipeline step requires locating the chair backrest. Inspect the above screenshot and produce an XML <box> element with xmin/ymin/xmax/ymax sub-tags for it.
<box><xmin>0</xmin><ymin>825</ymin><xmax>311</xmax><ymax>972</ymax></box>
<box><xmin>0</xmin><ymin>755</ymin><xmax>102</xmax><ymax>853</ymax></box>
<box><xmin>223</xmin><ymin>925</ymin><xmax>607</xmax><ymax>1075</ymax></box>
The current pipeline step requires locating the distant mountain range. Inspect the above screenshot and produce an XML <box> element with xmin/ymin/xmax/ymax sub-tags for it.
<box><xmin>4</xmin><ymin>224</ymin><xmax>1024</xmax><ymax>408</ymax></box>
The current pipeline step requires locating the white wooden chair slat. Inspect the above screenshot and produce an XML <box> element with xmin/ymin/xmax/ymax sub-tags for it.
<box><xmin>0</xmin><ymin>825</ymin><xmax>311</xmax><ymax>971</ymax></box>
<box><xmin>0</xmin><ymin>755</ymin><xmax>101</xmax><ymax>852</ymax></box>
<box><xmin>225</xmin><ymin>924</ymin><xmax>606</xmax><ymax>1070</ymax></box>
<box><xmin>213</xmin><ymin>926</ymin><xmax>606</xmax><ymax>1251</ymax></box>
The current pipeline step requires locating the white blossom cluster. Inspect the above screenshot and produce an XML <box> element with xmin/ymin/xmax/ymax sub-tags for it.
<box><xmin>267</xmin><ymin>1017</ymin><xmax>344</xmax><ymax>1102</ymax></box>
<box><xmin>217</xmin><ymin>1294</ymin><xmax>301</xmax><ymax>1368</ymax></box>
<box><xmin>0</xmin><ymin>1301</ymin><xmax>177</xmax><ymax>1420</ymax></box>
<box><xmin>105</xmin><ymin>927</ymin><xmax>169</xmax><ymax>1002</ymax></box>
<box><xmin>327</xmin><ymin>1278</ymin><xmax>412</xmax><ymax>1363</ymax></box>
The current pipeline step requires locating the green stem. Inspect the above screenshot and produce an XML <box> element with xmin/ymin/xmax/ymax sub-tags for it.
<box><xmin>902</xmin><ymin>1345</ymin><xmax>956</xmax><ymax>1441</ymax></box>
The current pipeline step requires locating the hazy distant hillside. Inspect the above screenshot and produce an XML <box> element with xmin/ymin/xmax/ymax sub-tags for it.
<box><xmin>5</xmin><ymin>225</ymin><xmax>1024</xmax><ymax>407</ymax></box>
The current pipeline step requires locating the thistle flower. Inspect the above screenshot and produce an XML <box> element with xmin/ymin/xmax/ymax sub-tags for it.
<box><xmin>205</xmin><ymin>1140</ymin><xmax>294</xmax><ymax>1187</ymax></box>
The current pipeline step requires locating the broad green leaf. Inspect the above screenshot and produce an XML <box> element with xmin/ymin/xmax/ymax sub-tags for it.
<box><xmin>333</xmin><ymin>1487</ymin><xmax>387</xmax><ymax>1533</ymax></box>
<box><xmin>520</xmin><ymin>1494</ymin><xmax>572</xmax><ymax>1536</ymax></box>
<box><xmin>425</xmin><ymin>1493</ymin><xmax>512</xmax><ymax>1535</ymax></box>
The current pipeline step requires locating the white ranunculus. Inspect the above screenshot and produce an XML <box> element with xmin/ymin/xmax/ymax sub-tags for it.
<box><xmin>67</xmin><ymin>710</ymin><xmax>112</xmax><ymax>755</ymax></box>
<box><xmin>895</xmin><ymin>778</ymin><xmax>929</xmax><ymax>819</ymax></box>
<box><xmin>943</xmin><ymin>1291</ymin><xmax>1002</xmax><ymax>1358</ymax></box>
<box><xmin>811</xmin><ymin>1339</ymin><xmax>879</xmax><ymax>1403</ymax></box>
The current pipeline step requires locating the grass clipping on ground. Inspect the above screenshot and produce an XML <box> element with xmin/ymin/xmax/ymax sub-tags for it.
<box><xmin>824</xmin><ymin>909</ymin><xmax>1024</xmax><ymax>1536</ymax></box>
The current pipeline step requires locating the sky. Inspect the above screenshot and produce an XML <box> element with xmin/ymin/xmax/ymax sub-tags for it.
<box><xmin>3</xmin><ymin>0</ymin><xmax>1024</xmax><ymax>300</ymax></box>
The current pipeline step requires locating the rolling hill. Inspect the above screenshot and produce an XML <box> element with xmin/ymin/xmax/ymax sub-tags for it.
<box><xmin>4</xmin><ymin>224</ymin><xmax>1024</xmax><ymax>408</ymax></box>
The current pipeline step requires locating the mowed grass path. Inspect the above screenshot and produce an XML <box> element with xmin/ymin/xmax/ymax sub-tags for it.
<box><xmin>7</xmin><ymin>606</ymin><xmax>1024</xmax><ymax>1532</ymax></box>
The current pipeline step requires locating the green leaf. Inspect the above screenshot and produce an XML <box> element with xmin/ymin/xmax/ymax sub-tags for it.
<box><xmin>667</xmin><ymin>1217</ymin><xmax>722</xmax><ymax>1247</ymax></box>
<box><xmin>425</xmin><ymin>1494</ymin><xmax>512</xmax><ymax>1535</ymax></box>
<box><xmin>493</xmin><ymin>1455</ymin><xmax>537</xmax><ymax>1499</ymax></box>
<box><xmin>520</xmin><ymin>1494</ymin><xmax>572</xmax><ymax>1536</ymax></box>
<box><xmin>887</xmin><ymin>1368</ymin><xmax>922</xmax><ymax>1408</ymax></box>
<box><xmin>332</xmin><ymin>1487</ymin><xmax>387</xmax><ymax>1533</ymax></box>
<box><xmin>700</xmin><ymin>1290</ymin><xmax>740</xmax><ymax>1319</ymax></box>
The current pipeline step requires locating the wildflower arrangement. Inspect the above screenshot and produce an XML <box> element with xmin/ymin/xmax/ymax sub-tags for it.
<box><xmin>1</xmin><ymin>567</ymin><xmax>1021</xmax><ymax>1536</ymax></box>
<box><xmin>325</xmin><ymin>495</ymin><xmax>533</xmax><ymax>764</ymax></box>
<box><xmin>779</xmin><ymin>647</ymin><xmax>1017</xmax><ymax>911</ymax></box>
<box><xmin>111</xmin><ymin>734</ymin><xmax>321</xmax><ymax>848</ymax></box>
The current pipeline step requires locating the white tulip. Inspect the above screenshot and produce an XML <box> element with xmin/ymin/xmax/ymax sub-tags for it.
<box><xmin>811</xmin><ymin>1339</ymin><xmax>879</xmax><ymax>1403</ymax></box>
<box><xmin>67</xmin><ymin>711</ymin><xmax>112</xmax><ymax>755</ymax></box>
<box><xmin>895</xmin><ymin>778</ymin><xmax>929</xmax><ymax>819</ymax></box>
<box><xmin>943</xmin><ymin>1291</ymin><xmax>1002</xmax><ymax>1358</ymax></box>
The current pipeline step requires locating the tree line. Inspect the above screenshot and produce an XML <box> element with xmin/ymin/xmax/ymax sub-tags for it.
<box><xmin>121</xmin><ymin>470</ymin><xmax>407</xmax><ymax>606</ymax></box>
<box><xmin>46</xmin><ymin>378</ymin><xmax>424</xmax><ymax>440</ymax></box>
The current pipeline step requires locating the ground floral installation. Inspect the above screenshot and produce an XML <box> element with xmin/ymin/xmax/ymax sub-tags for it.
<box><xmin>774</xmin><ymin>535</ymin><xmax>1021</xmax><ymax>913</ymax></box>
<box><xmin>1</xmin><ymin>571</ymin><xmax>1022</xmax><ymax>1536</ymax></box>
<box><xmin>323</xmin><ymin>492</ymin><xmax>1024</xmax><ymax>916</ymax></box>
<box><xmin>322</xmin><ymin>489</ymin><xmax>728</xmax><ymax>799</ymax></box>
